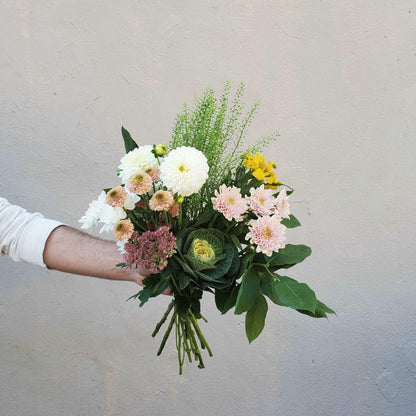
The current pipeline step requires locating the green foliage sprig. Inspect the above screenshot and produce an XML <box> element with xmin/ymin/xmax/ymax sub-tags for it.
<box><xmin>170</xmin><ymin>82</ymin><xmax>278</xmax><ymax>221</ymax></box>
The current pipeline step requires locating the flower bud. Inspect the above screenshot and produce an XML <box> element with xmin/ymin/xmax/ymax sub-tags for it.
<box><xmin>154</xmin><ymin>143</ymin><xmax>168</xmax><ymax>156</ymax></box>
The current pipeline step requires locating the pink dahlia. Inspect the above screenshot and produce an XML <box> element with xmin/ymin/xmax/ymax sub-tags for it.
<box><xmin>275</xmin><ymin>189</ymin><xmax>290</xmax><ymax>219</ymax></box>
<box><xmin>123</xmin><ymin>227</ymin><xmax>176</xmax><ymax>274</ymax></box>
<box><xmin>245</xmin><ymin>215</ymin><xmax>286</xmax><ymax>256</ymax></box>
<box><xmin>126</xmin><ymin>171</ymin><xmax>153</xmax><ymax>195</ymax></box>
<box><xmin>247</xmin><ymin>185</ymin><xmax>275</xmax><ymax>217</ymax></box>
<box><xmin>106</xmin><ymin>186</ymin><xmax>127</xmax><ymax>207</ymax></box>
<box><xmin>149</xmin><ymin>190</ymin><xmax>174</xmax><ymax>211</ymax></box>
<box><xmin>170</xmin><ymin>202</ymin><xmax>180</xmax><ymax>218</ymax></box>
<box><xmin>211</xmin><ymin>184</ymin><xmax>247</xmax><ymax>222</ymax></box>
<box><xmin>113</xmin><ymin>219</ymin><xmax>134</xmax><ymax>241</ymax></box>
<box><xmin>144</xmin><ymin>166</ymin><xmax>161</xmax><ymax>181</ymax></box>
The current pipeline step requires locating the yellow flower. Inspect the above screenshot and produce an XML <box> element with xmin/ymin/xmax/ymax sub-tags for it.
<box><xmin>252</xmin><ymin>168</ymin><xmax>267</xmax><ymax>181</ymax></box>
<box><xmin>244</xmin><ymin>151</ymin><xmax>282</xmax><ymax>188</ymax></box>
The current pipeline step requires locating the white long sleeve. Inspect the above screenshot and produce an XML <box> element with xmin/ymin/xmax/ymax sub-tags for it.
<box><xmin>0</xmin><ymin>197</ymin><xmax>63</xmax><ymax>267</ymax></box>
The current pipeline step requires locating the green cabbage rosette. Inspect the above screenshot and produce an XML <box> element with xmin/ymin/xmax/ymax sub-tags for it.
<box><xmin>175</xmin><ymin>228</ymin><xmax>240</xmax><ymax>290</ymax></box>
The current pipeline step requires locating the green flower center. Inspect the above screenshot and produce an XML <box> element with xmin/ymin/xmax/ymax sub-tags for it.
<box><xmin>192</xmin><ymin>238</ymin><xmax>215</xmax><ymax>263</ymax></box>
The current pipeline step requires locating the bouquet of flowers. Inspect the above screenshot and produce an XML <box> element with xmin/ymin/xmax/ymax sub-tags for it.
<box><xmin>80</xmin><ymin>83</ymin><xmax>334</xmax><ymax>373</ymax></box>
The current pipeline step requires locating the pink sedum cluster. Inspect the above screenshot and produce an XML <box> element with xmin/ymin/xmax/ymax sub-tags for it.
<box><xmin>123</xmin><ymin>226</ymin><xmax>177</xmax><ymax>274</ymax></box>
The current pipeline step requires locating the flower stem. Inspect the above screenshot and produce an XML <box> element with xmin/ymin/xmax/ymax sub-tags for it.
<box><xmin>189</xmin><ymin>312</ymin><xmax>213</xmax><ymax>357</ymax></box>
<box><xmin>157</xmin><ymin>310</ymin><xmax>176</xmax><ymax>356</ymax></box>
<box><xmin>152</xmin><ymin>300</ymin><xmax>175</xmax><ymax>337</ymax></box>
<box><xmin>185</xmin><ymin>315</ymin><xmax>205</xmax><ymax>369</ymax></box>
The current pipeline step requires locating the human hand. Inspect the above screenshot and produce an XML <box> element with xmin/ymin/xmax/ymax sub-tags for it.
<box><xmin>131</xmin><ymin>268</ymin><xmax>173</xmax><ymax>296</ymax></box>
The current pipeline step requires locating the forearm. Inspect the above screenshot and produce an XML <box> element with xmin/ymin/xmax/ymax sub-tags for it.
<box><xmin>43</xmin><ymin>225</ymin><xmax>141</xmax><ymax>283</ymax></box>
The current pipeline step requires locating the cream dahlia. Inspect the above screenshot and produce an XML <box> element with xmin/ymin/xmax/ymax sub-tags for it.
<box><xmin>118</xmin><ymin>146</ymin><xmax>157</xmax><ymax>184</ymax></box>
<box><xmin>245</xmin><ymin>215</ymin><xmax>286</xmax><ymax>256</ymax></box>
<box><xmin>126</xmin><ymin>171</ymin><xmax>153</xmax><ymax>195</ymax></box>
<box><xmin>149</xmin><ymin>190</ymin><xmax>174</xmax><ymax>211</ymax></box>
<box><xmin>106</xmin><ymin>186</ymin><xmax>127</xmax><ymax>207</ymax></box>
<box><xmin>159</xmin><ymin>146</ymin><xmax>209</xmax><ymax>196</ymax></box>
<box><xmin>113</xmin><ymin>219</ymin><xmax>134</xmax><ymax>241</ymax></box>
<box><xmin>211</xmin><ymin>184</ymin><xmax>247</xmax><ymax>222</ymax></box>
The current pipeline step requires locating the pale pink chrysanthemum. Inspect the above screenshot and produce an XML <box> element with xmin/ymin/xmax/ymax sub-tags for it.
<box><xmin>123</xmin><ymin>227</ymin><xmax>176</xmax><ymax>273</ymax></box>
<box><xmin>211</xmin><ymin>184</ymin><xmax>247</xmax><ymax>222</ymax></box>
<box><xmin>106</xmin><ymin>186</ymin><xmax>127</xmax><ymax>207</ymax></box>
<box><xmin>245</xmin><ymin>215</ymin><xmax>286</xmax><ymax>256</ymax></box>
<box><xmin>149</xmin><ymin>190</ymin><xmax>174</xmax><ymax>211</ymax></box>
<box><xmin>126</xmin><ymin>171</ymin><xmax>153</xmax><ymax>195</ymax></box>
<box><xmin>170</xmin><ymin>202</ymin><xmax>180</xmax><ymax>218</ymax></box>
<box><xmin>113</xmin><ymin>219</ymin><xmax>134</xmax><ymax>241</ymax></box>
<box><xmin>144</xmin><ymin>166</ymin><xmax>161</xmax><ymax>181</ymax></box>
<box><xmin>275</xmin><ymin>189</ymin><xmax>290</xmax><ymax>219</ymax></box>
<box><xmin>247</xmin><ymin>185</ymin><xmax>275</xmax><ymax>217</ymax></box>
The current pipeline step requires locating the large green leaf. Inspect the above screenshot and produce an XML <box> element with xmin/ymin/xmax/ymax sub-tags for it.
<box><xmin>235</xmin><ymin>267</ymin><xmax>260</xmax><ymax>314</ymax></box>
<box><xmin>121</xmin><ymin>126</ymin><xmax>138</xmax><ymax>153</ymax></box>
<box><xmin>176</xmin><ymin>271</ymin><xmax>191</xmax><ymax>290</ymax></box>
<box><xmin>280</xmin><ymin>214</ymin><xmax>301</xmax><ymax>229</ymax></box>
<box><xmin>267</xmin><ymin>244</ymin><xmax>312</xmax><ymax>269</ymax></box>
<box><xmin>274</xmin><ymin>275</ymin><xmax>317</xmax><ymax>313</ymax></box>
<box><xmin>215</xmin><ymin>284</ymin><xmax>240</xmax><ymax>314</ymax></box>
<box><xmin>260</xmin><ymin>274</ymin><xmax>283</xmax><ymax>306</ymax></box>
<box><xmin>297</xmin><ymin>300</ymin><xmax>336</xmax><ymax>318</ymax></box>
<box><xmin>245</xmin><ymin>293</ymin><xmax>268</xmax><ymax>343</ymax></box>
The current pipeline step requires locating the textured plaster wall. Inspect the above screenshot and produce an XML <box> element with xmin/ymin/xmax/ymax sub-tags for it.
<box><xmin>1</xmin><ymin>1</ymin><xmax>416</xmax><ymax>415</ymax></box>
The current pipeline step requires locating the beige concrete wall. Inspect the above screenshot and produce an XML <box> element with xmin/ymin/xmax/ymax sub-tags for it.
<box><xmin>1</xmin><ymin>1</ymin><xmax>415</xmax><ymax>415</ymax></box>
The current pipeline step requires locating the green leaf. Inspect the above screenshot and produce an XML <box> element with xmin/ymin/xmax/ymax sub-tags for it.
<box><xmin>245</xmin><ymin>293</ymin><xmax>268</xmax><ymax>343</ymax></box>
<box><xmin>116</xmin><ymin>263</ymin><xmax>127</xmax><ymax>268</ymax></box>
<box><xmin>280</xmin><ymin>214</ymin><xmax>301</xmax><ymax>228</ymax></box>
<box><xmin>121</xmin><ymin>126</ymin><xmax>138</xmax><ymax>153</ymax></box>
<box><xmin>230</xmin><ymin>234</ymin><xmax>242</xmax><ymax>250</ymax></box>
<box><xmin>267</xmin><ymin>244</ymin><xmax>312</xmax><ymax>269</ymax></box>
<box><xmin>260</xmin><ymin>275</ymin><xmax>283</xmax><ymax>306</ymax></box>
<box><xmin>175</xmin><ymin>255</ymin><xmax>197</xmax><ymax>278</ymax></box>
<box><xmin>176</xmin><ymin>272</ymin><xmax>191</xmax><ymax>290</ymax></box>
<box><xmin>215</xmin><ymin>284</ymin><xmax>240</xmax><ymax>314</ymax></box>
<box><xmin>235</xmin><ymin>267</ymin><xmax>260</xmax><ymax>314</ymax></box>
<box><xmin>274</xmin><ymin>275</ymin><xmax>317</xmax><ymax>313</ymax></box>
<box><xmin>297</xmin><ymin>300</ymin><xmax>336</xmax><ymax>318</ymax></box>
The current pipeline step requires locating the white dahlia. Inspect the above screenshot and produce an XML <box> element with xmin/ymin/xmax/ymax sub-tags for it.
<box><xmin>99</xmin><ymin>205</ymin><xmax>127</xmax><ymax>234</ymax></box>
<box><xmin>124</xmin><ymin>191</ymin><xmax>140</xmax><ymax>210</ymax></box>
<box><xmin>118</xmin><ymin>146</ymin><xmax>158</xmax><ymax>184</ymax></box>
<box><xmin>159</xmin><ymin>146</ymin><xmax>209</xmax><ymax>196</ymax></box>
<box><xmin>79</xmin><ymin>191</ymin><xmax>107</xmax><ymax>232</ymax></box>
